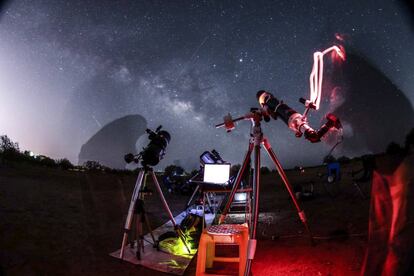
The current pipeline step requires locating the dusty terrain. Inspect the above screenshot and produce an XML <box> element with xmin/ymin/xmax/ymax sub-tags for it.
<box><xmin>0</xmin><ymin>161</ymin><xmax>370</xmax><ymax>275</ymax></box>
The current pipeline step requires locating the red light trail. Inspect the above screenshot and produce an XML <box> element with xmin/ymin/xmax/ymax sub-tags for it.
<box><xmin>309</xmin><ymin>45</ymin><xmax>345</xmax><ymax>110</ymax></box>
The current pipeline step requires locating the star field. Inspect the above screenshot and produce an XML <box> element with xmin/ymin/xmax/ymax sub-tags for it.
<box><xmin>0</xmin><ymin>0</ymin><xmax>413</xmax><ymax>169</ymax></box>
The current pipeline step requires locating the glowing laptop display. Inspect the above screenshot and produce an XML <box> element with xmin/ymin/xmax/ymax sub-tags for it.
<box><xmin>203</xmin><ymin>163</ymin><xmax>231</xmax><ymax>184</ymax></box>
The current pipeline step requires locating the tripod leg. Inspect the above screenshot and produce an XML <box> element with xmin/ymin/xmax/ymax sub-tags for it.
<box><xmin>120</xmin><ymin>170</ymin><xmax>145</xmax><ymax>259</ymax></box>
<box><xmin>136</xmin><ymin>213</ymin><xmax>144</xmax><ymax>259</ymax></box>
<box><xmin>185</xmin><ymin>185</ymin><xmax>200</xmax><ymax>210</ymax></box>
<box><xmin>219</xmin><ymin>142</ymin><xmax>254</xmax><ymax>224</ymax></box>
<box><xmin>202</xmin><ymin>192</ymin><xmax>206</xmax><ymax>229</ymax></box>
<box><xmin>353</xmin><ymin>181</ymin><xmax>367</xmax><ymax>199</ymax></box>
<box><xmin>129</xmin><ymin>214</ymin><xmax>135</xmax><ymax>248</ymax></box>
<box><xmin>245</xmin><ymin>144</ymin><xmax>261</xmax><ymax>276</ymax></box>
<box><xmin>262</xmin><ymin>139</ymin><xmax>314</xmax><ymax>243</ymax></box>
<box><xmin>131</xmin><ymin>214</ymin><xmax>137</xmax><ymax>248</ymax></box>
<box><xmin>150</xmin><ymin>170</ymin><xmax>178</xmax><ymax>226</ymax></box>
<box><xmin>150</xmin><ymin>171</ymin><xmax>192</xmax><ymax>254</ymax></box>
<box><xmin>206</xmin><ymin>192</ymin><xmax>214</xmax><ymax>213</ymax></box>
<box><xmin>143</xmin><ymin>213</ymin><xmax>156</xmax><ymax>245</ymax></box>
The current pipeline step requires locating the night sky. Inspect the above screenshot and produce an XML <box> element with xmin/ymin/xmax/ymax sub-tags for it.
<box><xmin>0</xmin><ymin>0</ymin><xmax>413</xmax><ymax>170</ymax></box>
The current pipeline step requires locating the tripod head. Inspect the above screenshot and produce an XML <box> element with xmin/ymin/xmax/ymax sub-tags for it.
<box><xmin>215</xmin><ymin>107</ymin><xmax>268</xmax><ymax>132</ymax></box>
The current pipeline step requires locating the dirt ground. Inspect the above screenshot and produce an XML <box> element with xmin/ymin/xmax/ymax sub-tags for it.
<box><xmin>0</xmin><ymin>161</ymin><xmax>370</xmax><ymax>276</ymax></box>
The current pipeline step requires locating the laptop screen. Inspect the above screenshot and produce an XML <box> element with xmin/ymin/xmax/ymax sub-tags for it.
<box><xmin>203</xmin><ymin>163</ymin><xmax>231</xmax><ymax>184</ymax></box>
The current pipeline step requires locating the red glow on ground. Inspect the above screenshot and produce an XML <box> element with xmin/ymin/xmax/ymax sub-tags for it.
<box><xmin>198</xmin><ymin>239</ymin><xmax>365</xmax><ymax>276</ymax></box>
<box><xmin>252</xmin><ymin>239</ymin><xmax>364</xmax><ymax>276</ymax></box>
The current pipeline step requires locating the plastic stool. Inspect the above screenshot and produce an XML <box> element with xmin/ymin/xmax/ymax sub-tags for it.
<box><xmin>196</xmin><ymin>224</ymin><xmax>249</xmax><ymax>276</ymax></box>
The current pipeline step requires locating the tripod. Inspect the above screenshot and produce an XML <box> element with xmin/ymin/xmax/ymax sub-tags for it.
<box><xmin>216</xmin><ymin>109</ymin><xmax>313</xmax><ymax>276</ymax></box>
<box><xmin>119</xmin><ymin>167</ymin><xmax>191</xmax><ymax>260</ymax></box>
<box><xmin>129</xmin><ymin>174</ymin><xmax>156</xmax><ymax>260</ymax></box>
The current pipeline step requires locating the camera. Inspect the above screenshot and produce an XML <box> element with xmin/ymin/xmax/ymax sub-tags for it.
<box><xmin>124</xmin><ymin>125</ymin><xmax>171</xmax><ymax>167</ymax></box>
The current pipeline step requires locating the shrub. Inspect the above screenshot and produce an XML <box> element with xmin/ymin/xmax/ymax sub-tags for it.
<box><xmin>260</xmin><ymin>166</ymin><xmax>271</xmax><ymax>174</ymax></box>
<box><xmin>164</xmin><ymin>165</ymin><xmax>185</xmax><ymax>177</ymax></box>
<box><xmin>337</xmin><ymin>156</ymin><xmax>351</xmax><ymax>164</ymax></box>
<box><xmin>57</xmin><ymin>158</ymin><xmax>74</xmax><ymax>170</ymax></box>
<box><xmin>323</xmin><ymin>154</ymin><xmax>336</xmax><ymax>164</ymax></box>
<box><xmin>37</xmin><ymin>155</ymin><xmax>57</xmax><ymax>167</ymax></box>
<box><xmin>230</xmin><ymin>164</ymin><xmax>241</xmax><ymax>176</ymax></box>
<box><xmin>83</xmin><ymin>160</ymin><xmax>103</xmax><ymax>171</ymax></box>
<box><xmin>385</xmin><ymin>142</ymin><xmax>404</xmax><ymax>155</ymax></box>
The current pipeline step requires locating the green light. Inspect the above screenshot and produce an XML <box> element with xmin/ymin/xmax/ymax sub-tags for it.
<box><xmin>159</xmin><ymin>236</ymin><xmax>197</xmax><ymax>258</ymax></box>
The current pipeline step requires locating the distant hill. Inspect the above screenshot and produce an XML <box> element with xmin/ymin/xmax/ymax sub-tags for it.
<box><xmin>78</xmin><ymin>115</ymin><xmax>147</xmax><ymax>168</ymax></box>
<box><xmin>323</xmin><ymin>50</ymin><xmax>414</xmax><ymax>154</ymax></box>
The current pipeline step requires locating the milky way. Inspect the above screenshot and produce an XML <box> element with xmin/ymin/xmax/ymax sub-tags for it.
<box><xmin>0</xmin><ymin>1</ymin><xmax>413</xmax><ymax>170</ymax></box>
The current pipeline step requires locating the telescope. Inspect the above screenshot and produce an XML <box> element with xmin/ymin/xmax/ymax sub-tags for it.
<box><xmin>214</xmin><ymin>45</ymin><xmax>345</xmax><ymax>276</ymax></box>
<box><xmin>257</xmin><ymin>90</ymin><xmax>342</xmax><ymax>142</ymax></box>
<box><xmin>124</xmin><ymin>125</ymin><xmax>171</xmax><ymax>167</ymax></box>
<box><xmin>216</xmin><ymin>91</ymin><xmax>342</xmax><ymax>144</ymax></box>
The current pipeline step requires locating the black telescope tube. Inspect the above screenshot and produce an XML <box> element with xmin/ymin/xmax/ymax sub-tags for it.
<box><xmin>256</xmin><ymin>90</ymin><xmax>297</xmax><ymax>125</ymax></box>
<box><xmin>256</xmin><ymin>90</ymin><xmax>342</xmax><ymax>143</ymax></box>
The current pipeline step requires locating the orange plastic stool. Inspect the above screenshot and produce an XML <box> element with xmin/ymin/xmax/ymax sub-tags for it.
<box><xmin>196</xmin><ymin>224</ymin><xmax>249</xmax><ymax>276</ymax></box>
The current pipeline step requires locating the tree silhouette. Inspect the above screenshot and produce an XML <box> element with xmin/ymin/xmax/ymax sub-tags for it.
<box><xmin>83</xmin><ymin>160</ymin><xmax>104</xmax><ymax>171</ymax></box>
<box><xmin>57</xmin><ymin>158</ymin><xmax>74</xmax><ymax>170</ymax></box>
<box><xmin>260</xmin><ymin>166</ymin><xmax>271</xmax><ymax>174</ymax></box>
<box><xmin>0</xmin><ymin>135</ymin><xmax>19</xmax><ymax>152</ymax></box>
<box><xmin>164</xmin><ymin>164</ymin><xmax>185</xmax><ymax>177</ymax></box>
